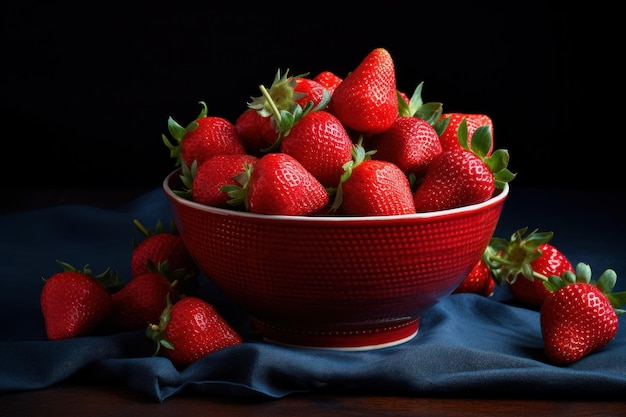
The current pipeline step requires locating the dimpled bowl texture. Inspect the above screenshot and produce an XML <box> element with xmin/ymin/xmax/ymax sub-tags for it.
<box><xmin>163</xmin><ymin>169</ymin><xmax>509</xmax><ymax>350</ymax></box>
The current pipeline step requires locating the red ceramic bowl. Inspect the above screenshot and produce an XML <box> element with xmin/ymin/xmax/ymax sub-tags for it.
<box><xmin>163</xmin><ymin>170</ymin><xmax>509</xmax><ymax>350</ymax></box>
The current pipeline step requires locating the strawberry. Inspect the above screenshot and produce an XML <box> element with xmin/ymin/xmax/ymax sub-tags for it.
<box><xmin>222</xmin><ymin>152</ymin><xmax>330</xmax><ymax>215</ymax></box>
<box><xmin>162</xmin><ymin>101</ymin><xmax>246</xmax><ymax>168</ymax></box>
<box><xmin>487</xmin><ymin>227</ymin><xmax>573</xmax><ymax>307</ymax></box>
<box><xmin>108</xmin><ymin>265</ymin><xmax>181</xmax><ymax>331</ymax></box>
<box><xmin>248</xmin><ymin>70</ymin><xmax>330</xmax><ymax>117</ymax></box>
<box><xmin>453</xmin><ymin>257</ymin><xmax>495</xmax><ymax>297</ymax></box>
<box><xmin>365</xmin><ymin>116</ymin><xmax>442</xmax><ymax>179</ymax></box>
<box><xmin>175</xmin><ymin>153</ymin><xmax>258</xmax><ymax>208</ymax></box>
<box><xmin>331</xmin><ymin>143</ymin><xmax>416</xmax><ymax>216</ymax></box>
<box><xmin>293</xmin><ymin>77</ymin><xmax>329</xmax><ymax>109</ymax></box>
<box><xmin>329</xmin><ymin>48</ymin><xmax>398</xmax><ymax>134</ymax></box>
<box><xmin>540</xmin><ymin>263</ymin><xmax>626</xmax><ymax>364</ymax></box>
<box><xmin>313</xmin><ymin>70</ymin><xmax>343</xmax><ymax>114</ymax></box>
<box><xmin>234</xmin><ymin>109</ymin><xmax>278</xmax><ymax>156</ymax></box>
<box><xmin>131</xmin><ymin>219</ymin><xmax>199</xmax><ymax>292</ymax></box>
<box><xmin>280</xmin><ymin>110</ymin><xmax>354</xmax><ymax>188</ymax></box>
<box><xmin>239</xmin><ymin>70</ymin><xmax>331</xmax><ymax>155</ymax></box>
<box><xmin>413</xmin><ymin>122</ymin><xmax>514</xmax><ymax>212</ymax></box>
<box><xmin>434</xmin><ymin>113</ymin><xmax>494</xmax><ymax>155</ymax></box>
<box><xmin>147</xmin><ymin>295</ymin><xmax>242</xmax><ymax>367</ymax></box>
<box><xmin>312</xmin><ymin>70</ymin><xmax>342</xmax><ymax>96</ymax></box>
<box><xmin>41</xmin><ymin>261</ymin><xmax>121</xmax><ymax>340</ymax></box>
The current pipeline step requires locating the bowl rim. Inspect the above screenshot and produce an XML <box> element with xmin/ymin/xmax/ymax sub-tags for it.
<box><xmin>163</xmin><ymin>169</ymin><xmax>509</xmax><ymax>223</ymax></box>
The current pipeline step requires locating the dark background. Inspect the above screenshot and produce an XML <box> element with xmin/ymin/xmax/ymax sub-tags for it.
<box><xmin>1</xmin><ymin>3</ymin><xmax>619</xmax><ymax>211</ymax></box>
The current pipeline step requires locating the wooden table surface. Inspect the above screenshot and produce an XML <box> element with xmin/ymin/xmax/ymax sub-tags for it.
<box><xmin>2</xmin><ymin>382</ymin><xmax>624</xmax><ymax>417</ymax></box>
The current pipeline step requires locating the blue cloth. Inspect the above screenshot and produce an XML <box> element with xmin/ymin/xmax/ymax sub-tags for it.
<box><xmin>1</xmin><ymin>187</ymin><xmax>625</xmax><ymax>402</ymax></box>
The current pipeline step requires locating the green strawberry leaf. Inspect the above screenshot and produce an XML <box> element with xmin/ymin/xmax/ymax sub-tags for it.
<box><xmin>469</xmin><ymin>125</ymin><xmax>492</xmax><ymax>159</ymax></box>
<box><xmin>457</xmin><ymin>119</ymin><xmax>469</xmax><ymax>149</ymax></box>
<box><xmin>414</xmin><ymin>102</ymin><xmax>443</xmax><ymax>125</ymax></box>
<box><xmin>433</xmin><ymin>116</ymin><xmax>450</xmax><ymax>137</ymax></box>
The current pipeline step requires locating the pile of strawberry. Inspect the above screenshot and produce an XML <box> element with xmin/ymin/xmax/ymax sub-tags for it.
<box><xmin>454</xmin><ymin>227</ymin><xmax>626</xmax><ymax>364</ymax></box>
<box><xmin>162</xmin><ymin>47</ymin><xmax>515</xmax><ymax>216</ymax></box>
<box><xmin>40</xmin><ymin>220</ymin><xmax>242</xmax><ymax>368</ymax></box>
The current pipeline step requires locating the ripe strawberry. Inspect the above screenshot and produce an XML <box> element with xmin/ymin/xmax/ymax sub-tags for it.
<box><xmin>453</xmin><ymin>257</ymin><xmax>495</xmax><ymax>297</ymax></box>
<box><xmin>366</xmin><ymin>116</ymin><xmax>442</xmax><ymax>179</ymax></box>
<box><xmin>41</xmin><ymin>261</ymin><xmax>121</xmax><ymax>340</ymax></box>
<box><xmin>108</xmin><ymin>267</ymin><xmax>181</xmax><ymax>331</ymax></box>
<box><xmin>293</xmin><ymin>77</ymin><xmax>329</xmax><ymax>109</ymax></box>
<box><xmin>131</xmin><ymin>219</ymin><xmax>199</xmax><ymax>292</ymax></box>
<box><xmin>487</xmin><ymin>227</ymin><xmax>573</xmax><ymax>307</ymax></box>
<box><xmin>329</xmin><ymin>48</ymin><xmax>398</xmax><ymax>134</ymax></box>
<box><xmin>540</xmin><ymin>263</ymin><xmax>626</xmax><ymax>364</ymax></box>
<box><xmin>413</xmin><ymin>125</ymin><xmax>514</xmax><ymax>212</ymax></box>
<box><xmin>147</xmin><ymin>295</ymin><xmax>242</xmax><ymax>368</ymax></box>
<box><xmin>240</xmin><ymin>70</ymin><xmax>331</xmax><ymax>155</ymax></box>
<box><xmin>312</xmin><ymin>70</ymin><xmax>342</xmax><ymax>96</ymax></box>
<box><xmin>280</xmin><ymin>110</ymin><xmax>354</xmax><ymax>188</ymax></box>
<box><xmin>435</xmin><ymin>113</ymin><xmax>494</xmax><ymax>155</ymax></box>
<box><xmin>162</xmin><ymin>101</ymin><xmax>246</xmax><ymax>168</ymax></box>
<box><xmin>234</xmin><ymin>109</ymin><xmax>278</xmax><ymax>156</ymax></box>
<box><xmin>223</xmin><ymin>152</ymin><xmax>330</xmax><ymax>215</ymax></box>
<box><xmin>180</xmin><ymin>153</ymin><xmax>259</xmax><ymax>208</ymax></box>
<box><xmin>331</xmin><ymin>143</ymin><xmax>416</xmax><ymax>216</ymax></box>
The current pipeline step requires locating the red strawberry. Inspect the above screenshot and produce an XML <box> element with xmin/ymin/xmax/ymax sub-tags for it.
<box><xmin>147</xmin><ymin>295</ymin><xmax>242</xmax><ymax>367</ymax></box>
<box><xmin>280</xmin><ymin>110</ymin><xmax>354</xmax><ymax>188</ymax></box>
<box><xmin>329</xmin><ymin>48</ymin><xmax>398</xmax><ymax>134</ymax></box>
<box><xmin>249</xmin><ymin>70</ymin><xmax>329</xmax><ymax>114</ymax></box>
<box><xmin>293</xmin><ymin>77</ymin><xmax>328</xmax><ymax>109</ymax></box>
<box><xmin>332</xmin><ymin>143</ymin><xmax>416</xmax><ymax>216</ymax></box>
<box><xmin>41</xmin><ymin>261</ymin><xmax>120</xmax><ymax>340</ymax></box>
<box><xmin>487</xmin><ymin>227</ymin><xmax>573</xmax><ymax>307</ymax></box>
<box><xmin>187</xmin><ymin>153</ymin><xmax>258</xmax><ymax>208</ymax></box>
<box><xmin>413</xmin><ymin>147</ymin><xmax>494</xmax><ymax>212</ymax></box>
<box><xmin>247</xmin><ymin>153</ymin><xmax>330</xmax><ymax>215</ymax></box>
<box><xmin>366</xmin><ymin>116</ymin><xmax>442</xmax><ymax>179</ymax></box>
<box><xmin>413</xmin><ymin>126</ymin><xmax>514</xmax><ymax>212</ymax></box>
<box><xmin>241</xmin><ymin>70</ymin><xmax>331</xmax><ymax>154</ymax></box>
<box><xmin>162</xmin><ymin>101</ymin><xmax>245</xmax><ymax>168</ymax></box>
<box><xmin>108</xmin><ymin>268</ymin><xmax>181</xmax><ymax>331</ymax></box>
<box><xmin>131</xmin><ymin>219</ymin><xmax>199</xmax><ymax>292</ymax></box>
<box><xmin>313</xmin><ymin>70</ymin><xmax>343</xmax><ymax>96</ymax></box>
<box><xmin>453</xmin><ymin>257</ymin><xmax>495</xmax><ymax>297</ymax></box>
<box><xmin>540</xmin><ymin>263</ymin><xmax>626</xmax><ymax>364</ymax></box>
<box><xmin>234</xmin><ymin>109</ymin><xmax>278</xmax><ymax>156</ymax></box>
<box><xmin>223</xmin><ymin>152</ymin><xmax>330</xmax><ymax>215</ymax></box>
<box><xmin>435</xmin><ymin>113</ymin><xmax>494</xmax><ymax>155</ymax></box>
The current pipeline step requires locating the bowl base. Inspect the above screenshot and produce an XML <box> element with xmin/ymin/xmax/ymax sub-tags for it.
<box><xmin>251</xmin><ymin>317</ymin><xmax>420</xmax><ymax>351</ymax></box>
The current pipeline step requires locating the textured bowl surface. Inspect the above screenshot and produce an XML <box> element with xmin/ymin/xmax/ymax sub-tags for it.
<box><xmin>163</xmin><ymin>170</ymin><xmax>509</xmax><ymax>350</ymax></box>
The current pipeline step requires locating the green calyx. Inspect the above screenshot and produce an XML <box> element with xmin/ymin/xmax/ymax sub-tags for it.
<box><xmin>146</xmin><ymin>293</ymin><xmax>176</xmax><ymax>355</ymax></box>
<box><xmin>248</xmin><ymin>69</ymin><xmax>308</xmax><ymax>117</ymax></box>
<box><xmin>53</xmin><ymin>260</ymin><xmax>124</xmax><ymax>294</ymax></box>
<box><xmin>132</xmin><ymin>218</ymin><xmax>179</xmax><ymax>248</ymax></box>
<box><xmin>162</xmin><ymin>101</ymin><xmax>209</xmax><ymax>167</ymax></box>
<box><xmin>249</xmin><ymin>69</ymin><xmax>330</xmax><ymax>153</ymax></box>
<box><xmin>485</xmin><ymin>227</ymin><xmax>554</xmax><ymax>285</ymax></box>
<box><xmin>434</xmin><ymin>117</ymin><xmax>516</xmax><ymax>189</ymax></box>
<box><xmin>173</xmin><ymin>160</ymin><xmax>196</xmax><ymax>200</ymax></box>
<box><xmin>329</xmin><ymin>138</ymin><xmax>376</xmax><ymax>212</ymax></box>
<box><xmin>220</xmin><ymin>162</ymin><xmax>255</xmax><ymax>210</ymax></box>
<box><xmin>459</xmin><ymin>119</ymin><xmax>516</xmax><ymax>189</ymax></box>
<box><xmin>543</xmin><ymin>263</ymin><xmax>626</xmax><ymax>315</ymax></box>
<box><xmin>397</xmin><ymin>81</ymin><xmax>443</xmax><ymax>125</ymax></box>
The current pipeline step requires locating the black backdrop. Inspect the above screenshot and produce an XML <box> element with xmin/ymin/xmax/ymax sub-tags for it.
<box><xmin>2</xmin><ymin>3</ymin><xmax>618</xmax><ymax>198</ymax></box>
